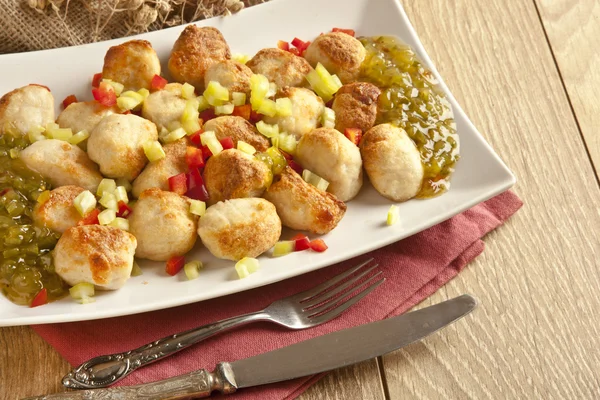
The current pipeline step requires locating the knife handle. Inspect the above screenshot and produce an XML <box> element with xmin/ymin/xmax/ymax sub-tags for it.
<box><xmin>24</xmin><ymin>363</ymin><xmax>237</xmax><ymax>400</ymax></box>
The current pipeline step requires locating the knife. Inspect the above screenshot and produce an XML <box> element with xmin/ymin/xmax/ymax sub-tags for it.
<box><xmin>24</xmin><ymin>294</ymin><xmax>477</xmax><ymax>400</ymax></box>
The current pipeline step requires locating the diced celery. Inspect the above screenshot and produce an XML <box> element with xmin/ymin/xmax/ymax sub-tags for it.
<box><xmin>166</xmin><ymin>121</ymin><xmax>182</xmax><ymax>132</ymax></box>
<box><xmin>278</xmin><ymin>132</ymin><xmax>297</xmax><ymax>155</ymax></box>
<box><xmin>250</xmin><ymin>94</ymin><xmax>264</xmax><ymax>111</ymax></box>
<box><xmin>184</xmin><ymin>260</ymin><xmax>203</xmax><ymax>280</ymax></box>
<box><xmin>131</xmin><ymin>261</ymin><xmax>143</xmax><ymax>276</ymax></box>
<box><xmin>143</xmin><ymin>141</ymin><xmax>166</xmax><ymax>162</ymax></box>
<box><xmin>331</xmin><ymin>74</ymin><xmax>342</xmax><ymax>88</ymax></box>
<box><xmin>182</xmin><ymin>99</ymin><xmax>200</xmax><ymax>122</ymax></box>
<box><xmin>98</xmin><ymin>209</ymin><xmax>116</xmax><ymax>225</ymax></box>
<box><xmin>69</xmin><ymin>282</ymin><xmax>95</xmax><ymax>301</ymax></box>
<box><xmin>183</xmin><ymin>119</ymin><xmax>202</xmax><ymax>135</ymax></box>
<box><xmin>137</xmin><ymin>88</ymin><xmax>150</xmax><ymax>99</ymax></box>
<box><xmin>117</xmin><ymin>96</ymin><xmax>140</xmax><ymax>111</ymax></box>
<box><xmin>196</xmin><ymin>95</ymin><xmax>210</xmax><ymax>111</ymax></box>
<box><xmin>109</xmin><ymin>217</ymin><xmax>129</xmax><ymax>231</ymax></box>
<box><xmin>267</xmin><ymin>82</ymin><xmax>277</xmax><ymax>98</ymax></box>
<box><xmin>204</xmin><ymin>81</ymin><xmax>229</xmax><ymax>106</ymax></box>
<box><xmin>116</xmin><ymin>178</ymin><xmax>132</xmax><ymax>192</ymax></box>
<box><xmin>69</xmin><ymin>129</ymin><xmax>90</xmax><ymax>145</ymax></box>
<box><xmin>99</xmin><ymin>192</ymin><xmax>118</xmax><ymax>211</ymax></box>
<box><xmin>302</xmin><ymin>169</ymin><xmax>330</xmax><ymax>191</ymax></box>
<box><xmin>232</xmin><ymin>53</ymin><xmax>250</xmax><ymax>64</ymax></box>
<box><xmin>275</xmin><ymin>98</ymin><xmax>293</xmax><ymax>116</ymax></box>
<box><xmin>162</xmin><ymin>127</ymin><xmax>187</xmax><ymax>143</ymax></box>
<box><xmin>215</xmin><ymin>103</ymin><xmax>235</xmax><ymax>115</ymax></box>
<box><xmin>250</xmin><ymin>74</ymin><xmax>270</xmax><ymax>98</ymax></box>
<box><xmin>256</xmin><ymin>121</ymin><xmax>279</xmax><ymax>138</ymax></box>
<box><xmin>322</xmin><ymin>107</ymin><xmax>336</xmax><ymax>128</ymax></box>
<box><xmin>102</xmin><ymin>79</ymin><xmax>124</xmax><ymax>95</ymax></box>
<box><xmin>306</xmin><ymin>68</ymin><xmax>338</xmax><ymax>103</ymax></box>
<box><xmin>235</xmin><ymin>257</ymin><xmax>259</xmax><ymax>279</ymax></box>
<box><xmin>181</xmin><ymin>82</ymin><xmax>196</xmax><ymax>99</ymax></box>
<box><xmin>47</xmin><ymin>127</ymin><xmax>73</xmax><ymax>141</ymax></box>
<box><xmin>37</xmin><ymin>190</ymin><xmax>51</xmax><ymax>204</ymax></box>
<box><xmin>257</xmin><ymin>98</ymin><xmax>277</xmax><ymax>117</ymax></box>
<box><xmin>120</xmin><ymin>90</ymin><xmax>144</xmax><ymax>102</ymax></box>
<box><xmin>315</xmin><ymin>63</ymin><xmax>343</xmax><ymax>93</ymax></box>
<box><xmin>28</xmin><ymin>125</ymin><xmax>46</xmax><ymax>143</ymax></box>
<box><xmin>237</xmin><ymin>140</ymin><xmax>256</xmax><ymax>155</ymax></box>
<box><xmin>74</xmin><ymin>190</ymin><xmax>97</xmax><ymax>217</ymax></box>
<box><xmin>232</xmin><ymin>92</ymin><xmax>246</xmax><ymax>106</ymax></box>
<box><xmin>45</xmin><ymin>122</ymin><xmax>60</xmax><ymax>132</ymax></box>
<box><xmin>189</xmin><ymin>200</ymin><xmax>206</xmax><ymax>217</ymax></box>
<box><xmin>387</xmin><ymin>205</ymin><xmax>399</xmax><ymax>226</ymax></box>
<box><xmin>271</xmin><ymin>135</ymin><xmax>279</xmax><ymax>148</ymax></box>
<box><xmin>273</xmin><ymin>241</ymin><xmax>294</xmax><ymax>257</ymax></box>
<box><xmin>114</xmin><ymin>186</ymin><xmax>128</xmax><ymax>204</ymax></box>
<box><xmin>201</xmin><ymin>130</ymin><xmax>223</xmax><ymax>156</ymax></box>
<box><xmin>97</xmin><ymin>179</ymin><xmax>116</xmax><ymax>197</ymax></box>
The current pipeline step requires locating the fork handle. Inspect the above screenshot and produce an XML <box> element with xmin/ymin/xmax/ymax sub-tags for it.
<box><xmin>62</xmin><ymin>311</ymin><xmax>269</xmax><ymax>390</ymax></box>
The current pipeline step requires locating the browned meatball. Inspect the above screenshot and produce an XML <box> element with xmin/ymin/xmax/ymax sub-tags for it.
<box><xmin>332</xmin><ymin>82</ymin><xmax>380</xmax><ymax>133</ymax></box>
<box><xmin>263</xmin><ymin>166</ymin><xmax>346</xmax><ymax>235</ymax></box>
<box><xmin>204</xmin><ymin>60</ymin><xmax>253</xmax><ymax>94</ymax></box>
<box><xmin>32</xmin><ymin>186</ymin><xmax>85</xmax><ymax>233</ymax></box>
<box><xmin>168</xmin><ymin>26</ymin><xmax>231</xmax><ymax>91</ymax></box>
<box><xmin>246</xmin><ymin>48</ymin><xmax>313</xmax><ymax>88</ymax></box>
<box><xmin>203</xmin><ymin>116</ymin><xmax>269</xmax><ymax>152</ymax></box>
<box><xmin>304</xmin><ymin>32</ymin><xmax>366</xmax><ymax>83</ymax></box>
<box><xmin>102</xmin><ymin>40</ymin><xmax>161</xmax><ymax>90</ymax></box>
<box><xmin>203</xmin><ymin>149</ymin><xmax>272</xmax><ymax>205</ymax></box>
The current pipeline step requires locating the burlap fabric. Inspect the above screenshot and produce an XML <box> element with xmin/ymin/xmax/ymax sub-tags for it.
<box><xmin>0</xmin><ymin>0</ymin><xmax>267</xmax><ymax>54</ymax></box>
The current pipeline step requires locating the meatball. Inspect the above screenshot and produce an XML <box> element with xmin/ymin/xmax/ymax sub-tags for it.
<box><xmin>132</xmin><ymin>139</ymin><xmax>188</xmax><ymax>198</ymax></box>
<box><xmin>32</xmin><ymin>185</ymin><xmax>85</xmax><ymax>233</ymax></box>
<box><xmin>0</xmin><ymin>84</ymin><xmax>54</xmax><ymax>135</ymax></box>
<box><xmin>141</xmin><ymin>83</ymin><xmax>187</xmax><ymax>131</ymax></box>
<box><xmin>54</xmin><ymin>225</ymin><xmax>137</xmax><ymax>290</ymax></box>
<box><xmin>360</xmin><ymin>124</ymin><xmax>424</xmax><ymax>202</ymax></box>
<box><xmin>304</xmin><ymin>32</ymin><xmax>366</xmax><ymax>84</ymax></box>
<box><xmin>295</xmin><ymin>128</ymin><xmax>363</xmax><ymax>202</ymax></box>
<box><xmin>203</xmin><ymin>116</ymin><xmax>269</xmax><ymax>152</ymax></box>
<box><xmin>332</xmin><ymin>82</ymin><xmax>380</xmax><ymax>133</ymax></box>
<box><xmin>168</xmin><ymin>26</ymin><xmax>231</xmax><ymax>91</ymax></box>
<box><xmin>129</xmin><ymin>188</ymin><xmax>198</xmax><ymax>261</ymax></box>
<box><xmin>204</xmin><ymin>149</ymin><xmax>272</xmax><ymax>205</ymax></box>
<box><xmin>19</xmin><ymin>139</ymin><xmax>103</xmax><ymax>192</ymax></box>
<box><xmin>198</xmin><ymin>198</ymin><xmax>281</xmax><ymax>261</ymax></box>
<box><xmin>264</xmin><ymin>166</ymin><xmax>346</xmax><ymax>235</ymax></box>
<box><xmin>246</xmin><ymin>48</ymin><xmax>313</xmax><ymax>88</ymax></box>
<box><xmin>204</xmin><ymin>60</ymin><xmax>253</xmax><ymax>94</ymax></box>
<box><xmin>88</xmin><ymin>114</ymin><xmax>158</xmax><ymax>181</ymax></box>
<box><xmin>263</xmin><ymin>87</ymin><xmax>324</xmax><ymax>139</ymax></box>
<box><xmin>57</xmin><ymin>101</ymin><xmax>117</xmax><ymax>136</ymax></box>
<box><xmin>102</xmin><ymin>40</ymin><xmax>161</xmax><ymax>91</ymax></box>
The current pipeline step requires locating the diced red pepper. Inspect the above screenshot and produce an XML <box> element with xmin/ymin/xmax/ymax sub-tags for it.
<box><xmin>168</xmin><ymin>173</ymin><xmax>188</xmax><ymax>195</ymax></box>
<box><xmin>62</xmin><ymin>94</ymin><xmax>78</xmax><ymax>109</ymax></box>
<box><xmin>92</xmin><ymin>73</ymin><xmax>103</xmax><ymax>88</ymax></box>
<box><xmin>165</xmin><ymin>256</ymin><xmax>185</xmax><ymax>276</ymax></box>
<box><xmin>278</xmin><ymin>149</ymin><xmax>293</xmax><ymax>161</ymax></box>
<box><xmin>122</xmin><ymin>110</ymin><xmax>132</xmax><ymax>115</ymax></box>
<box><xmin>92</xmin><ymin>82</ymin><xmax>117</xmax><ymax>107</ymax></box>
<box><xmin>185</xmin><ymin>168</ymin><xmax>210</xmax><ymax>201</ymax></box>
<box><xmin>343</xmin><ymin>128</ymin><xmax>363</xmax><ymax>146</ymax></box>
<box><xmin>288</xmin><ymin>160</ymin><xmax>303</xmax><ymax>175</ymax></box>
<box><xmin>0</xmin><ymin>188</ymin><xmax>12</xmax><ymax>196</ymax></box>
<box><xmin>189</xmin><ymin>130</ymin><xmax>203</xmax><ymax>146</ymax></box>
<box><xmin>309</xmin><ymin>239</ymin><xmax>328</xmax><ymax>252</ymax></box>
<box><xmin>231</xmin><ymin>104</ymin><xmax>252</xmax><ymax>120</ymax></box>
<box><xmin>332</xmin><ymin>27</ymin><xmax>355</xmax><ymax>36</ymax></box>
<box><xmin>290</xmin><ymin>233</ymin><xmax>308</xmax><ymax>241</ymax></box>
<box><xmin>186</xmin><ymin>146</ymin><xmax>205</xmax><ymax>169</ymax></box>
<box><xmin>77</xmin><ymin>208</ymin><xmax>100</xmax><ymax>226</ymax></box>
<box><xmin>116</xmin><ymin>201</ymin><xmax>132</xmax><ymax>218</ymax></box>
<box><xmin>201</xmin><ymin>144</ymin><xmax>212</xmax><ymax>161</ymax></box>
<box><xmin>249</xmin><ymin>110</ymin><xmax>262</xmax><ymax>123</ymax></box>
<box><xmin>294</xmin><ymin>236</ymin><xmax>311</xmax><ymax>251</ymax></box>
<box><xmin>291</xmin><ymin>38</ymin><xmax>311</xmax><ymax>55</ymax></box>
<box><xmin>151</xmin><ymin>74</ymin><xmax>168</xmax><ymax>90</ymax></box>
<box><xmin>219</xmin><ymin>137</ymin><xmax>234</xmax><ymax>150</ymax></box>
<box><xmin>30</xmin><ymin>288</ymin><xmax>48</xmax><ymax>308</ymax></box>
<box><xmin>200</xmin><ymin>108</ymin><xmax>217</xmax><ymax>122</ymax></box>
<box><xmin>277</xmin><ymin>40</ymin><xmax>290</xmax><ymax>51</ymax></box>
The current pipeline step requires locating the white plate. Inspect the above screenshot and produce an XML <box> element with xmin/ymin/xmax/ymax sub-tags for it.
<box><xmin>0</xmin><ymin>0</ymin><xmax>514</xmax><ymax>326</ymax></box>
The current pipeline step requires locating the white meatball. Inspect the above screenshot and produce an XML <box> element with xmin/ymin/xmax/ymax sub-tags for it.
<box><xmin>19</xmin><ymin>139</ymin><xmax>103</xmax><ymax>192</ymax></box>
<box><xmin>57</xmin><ymin>101</ymin><xmax>117</xmax><ymax>137</ymax></box>
<box><xmin>129</xmin><ymin>188</ymin><xmax>198</xmax><ymax>261</ymax></box>
<box><xmin>32</xmin><ymin>185</ymin><xmax>85</xmax><ymax>233</ymax></box>
<box><xmin>198</xmin><ymin>198</ymin><xmax>281</xmax><ymax>261</ymax></box>
<box><xmin>0</xmin><ymin>84</ymin><xmax>54</xmax><ymax>135</ymax></box>
<box><xmin>54</xmin><ymin>225</ymin><xmax>137</xmax><ymax>290</ymax></box>
<box><xmin>360</xmin><ymin>124</ymin><xmax>424</xmax><ymax>202</ymax></box>
<box><xmin>88</xmin><ymin>114</ymin><xmax>158</xmax><ymax>181</ymax></box>
<box><xmin>132</xmin><ymin>139</ymin><xmax>188</xmax><ymax>198</ymax></box>
<box><xmin>141</xmin><ymin>83</ymin><xmax>187</xmax><ymax>131</ymax></box>
<box><xmin>304</xmin><ymin>32</ymin><xmax>366</xmax><ymax>84</ymax></box>
<box><xmin>263</xmin><ymin>87</ymin><xmax>324</xmax><ymax>139</ymax></box>
<box><xmin>204</xmin><ymin>60</ymin><xmax>253</xmax><ymax>94</ymax></box>
<box><xmin>295</xmin><ymin>128</ymin><xmax>363</xmax><ymax>202</ymax></box>
<box><xmin>246</xmin><ymin>48</ymin><xmax>313</xmax><ymax>88</ymax></box>
<box><xmin>102</xmin><ymin>40</ymin><xmax>161</xmax><ymax>91</ymax></box>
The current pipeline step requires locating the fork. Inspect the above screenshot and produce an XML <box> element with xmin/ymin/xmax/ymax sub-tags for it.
<box><xmin>62</xmin><ymin>258</ymin><xmax>384</xmax><ymax>390</ymax></box>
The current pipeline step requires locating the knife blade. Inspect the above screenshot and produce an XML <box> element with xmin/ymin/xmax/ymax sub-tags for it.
<box><xmin>24</xmin><ymin>294</ymin><xmax>477</xmax><ymax>400</ymax></box>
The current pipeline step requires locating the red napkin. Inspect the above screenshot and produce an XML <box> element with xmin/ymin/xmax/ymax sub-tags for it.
<box><xmin>33</xmin><ymin>190</ymin><xmax>522</xmax><ymax>399</ymax></box>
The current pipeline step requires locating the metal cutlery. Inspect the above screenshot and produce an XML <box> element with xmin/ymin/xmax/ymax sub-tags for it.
<box><xmin>63</xmin><ymin>258</ymin><xmax>384</xmax><ymax>389</ymax></box>
<box><xmin>27</xmin><ymin>294</ymin><xmax>477</xmax><ymax>399</ymax></box>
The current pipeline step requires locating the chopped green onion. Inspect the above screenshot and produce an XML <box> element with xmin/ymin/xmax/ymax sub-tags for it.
<box><xmin>235</xmin><ymin>257</ymin><xmax>259</xmax><ymax>279</ymax></box>
<box><xmin>273</xmin><ymin>241</ymin><xmax>294</xmax><ymax>257</ymax></box>
<box><xmin>98</xmin><ymin>209</ymin><xmax>116</xmax><ymax>225</ymax></box>
<box><xmin>184</xmin><ymin>260</ymin><xmax>203</xmax><ymax>280</ymax></box>
<box><xmin>74</xmin><ymin>190</ymin><xmax>97</xmax><ymax>217</ymax></box>
<box><xmin>237</xmin><ymin>140</ymin><xmax>256</xmax><ymax>155</ymax></box>
<box><xmin>189</xmin><ymin>200</ymin><xmax>206</xmax><ymax>217</ymax></box>
<box><xmin>232</xmin><ymin>92</ymin><xmax>247</xmax><ymax>106</ymax></box>
<box><xmin>97</xmin><ymin>179</ymin><xmax>116</xmax><ymax>197</ymax></box>
<box><xmin>387</xmin><ymin>205</ymin><xmax>399</xmax><ymax>226</ymax></box>
<box><xmin>69</xmin><ymin>129</ymin><xmax>90</xmax><ymax>145</ymax></box>
<box><xmin>143</xmin><ymin>141</ymin><xmax>166</xmax><ymax>162</ymax></box>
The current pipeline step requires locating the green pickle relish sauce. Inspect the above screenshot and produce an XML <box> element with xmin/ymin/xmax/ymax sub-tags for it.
<box><xmin>359</xmin><ymin>36</ymin><xmax>459</xmax><ymax>198</ymax></box>
<box><xmin>0</xmin><ymin>125</ymin><xmax>66</xmax><ymax>306</ymax></box>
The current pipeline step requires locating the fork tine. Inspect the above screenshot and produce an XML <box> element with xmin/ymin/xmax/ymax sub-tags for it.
<box><xmin>297</xmin><ymin>258</ymin><xmax>375</xmax><ymax>302</ymax></box>
<box><xmin>302</xmin><ymin>266</ymin><xmax>380</xmax><ymax>309</ymax></box>
<box><xmin>308</xmin><ymin>278</ymin><xmax>386</xmax><ymax>323</ymax></box>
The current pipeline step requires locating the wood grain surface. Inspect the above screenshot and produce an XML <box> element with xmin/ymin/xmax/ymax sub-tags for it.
<box><xmin>2</xmin><ymin>0</ymin><xmax>600</xmax><ymax>399</ymax></box>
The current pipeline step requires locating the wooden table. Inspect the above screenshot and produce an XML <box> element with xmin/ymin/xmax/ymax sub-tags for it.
<box><xmin>2</xmin><ymin>0</ymin><xmax>600</xmax><ymax>398</ymax></box>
